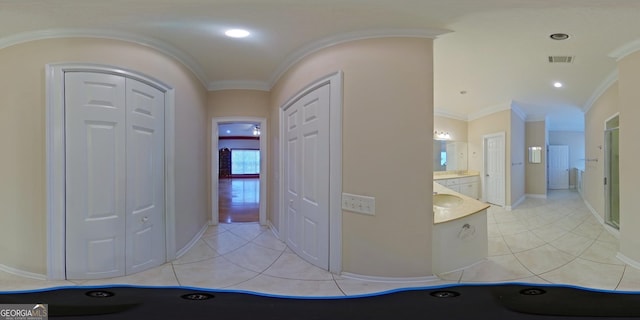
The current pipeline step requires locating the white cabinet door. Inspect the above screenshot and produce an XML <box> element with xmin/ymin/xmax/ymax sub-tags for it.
<box><xmin>65</xmin><ymin>72</ymin><xmax>165</xmax><ymax>279</ymax></box>
<box><xmin>459</xmin><ymin>182</ymin><xmax>479</xmax><ymax>199</ymax></box>
<box><xmin>284</xmin><ymin>83</ymin><xmax>330</xmax><ymax>270</ymax></box>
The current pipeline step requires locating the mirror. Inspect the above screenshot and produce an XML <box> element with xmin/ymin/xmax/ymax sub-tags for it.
<box><xmin>528</xmin><ymin>146</ymin><xmax>542</xmax><ymax>164</ymax></box>
<box><xmin>434</xmin><ymin>140</ymin><xmax>468</xmax><ymax>172</ymax></box>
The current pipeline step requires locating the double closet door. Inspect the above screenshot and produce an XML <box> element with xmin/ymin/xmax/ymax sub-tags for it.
<box><xmin>65</xmin><ymin>72</ymin><xmax>166</xmax><ymax>280</ymax></box>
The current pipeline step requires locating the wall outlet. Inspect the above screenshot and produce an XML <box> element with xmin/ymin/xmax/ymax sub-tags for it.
<box><xmin>342</xmin><ymin>193</ymin><xmax>375</xmax><ymax>215</ymax></box>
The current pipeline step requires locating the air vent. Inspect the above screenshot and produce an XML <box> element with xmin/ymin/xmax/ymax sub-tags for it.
<box><xmin>548</xmin><ymin>56</ymin><xmax>574</xmax><ymax>63</ymax></box>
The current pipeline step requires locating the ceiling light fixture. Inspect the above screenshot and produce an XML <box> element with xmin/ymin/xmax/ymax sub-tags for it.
<box><xmin>225</xmin><ymin>29</ymin><xmax>250</xmax><ymax>38</ymax></box>
<box><xmin>553</xmin><ymin>82</ymin><xmax>563</xmax><ymax>88</ymax></box>
<box><xmin>549</xmin><ymin>33</ymin><xmax>569</xmax><ymax>40</ymax></box>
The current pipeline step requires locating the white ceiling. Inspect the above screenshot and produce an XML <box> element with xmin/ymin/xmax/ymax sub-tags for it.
<box><xmin>3</xmin><ymin>0</ymin><xmax>639</xmax><ymax>131</ymax></box>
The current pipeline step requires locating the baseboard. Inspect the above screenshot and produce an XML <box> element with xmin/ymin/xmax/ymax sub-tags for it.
<box><xmin>616</xmin><ymin>252</ymin><xmax>640</xmax><ymax>270</ymax></box>
<box><xmin>340</xmin><ymin>272</ymin><xmax>440</xmax><ymax>283</ymax></box>
<box><xmin>267</xmin><ymin>220</ymin><xmax>281</xmax><ymax>240</ymax></box>
<box><xmin>506</xmin><ymin>195</ymin><xmax>526</xmax><ymax>211</ymax></box>
<box><xmin>526</xmin><ymin>193</ymin><xmax>547</xmax><ymax>199</ymax></box>
<box><xmin>175</xmin><ymin>222</ymin><xmax>210</xmax><ymax>259</ymax></box>
<box><xmin>582</xmin><ymin>198</ymin><xmax>604</xmax><ymax>225</ymax></box>
<box><xmin>0</xmin><ymin>263</ymin><xmax>46</xmax><ymax>280</ymax></box>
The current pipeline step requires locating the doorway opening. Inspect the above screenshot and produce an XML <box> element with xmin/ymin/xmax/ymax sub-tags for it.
<box><xmin>211</xmin><ymin>117</ymin><xmax>267</xmax><ymax>226</ymax></box>
<box><xmin>604</xmin><ymin>114</ymin><xmax>620</xmax><ymax>229</ymax></box>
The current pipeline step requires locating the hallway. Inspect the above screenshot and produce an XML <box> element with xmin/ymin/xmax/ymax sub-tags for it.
<box><xmin>2</xmin><ymin>190</ymin><xmax>640</xmax><ymax>296</ymax></box>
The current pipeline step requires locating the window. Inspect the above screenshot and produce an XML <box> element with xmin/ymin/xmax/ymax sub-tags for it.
<box><xmin>231</xmin><ymin>149</ymin><xmax>260</xmax><ymax>174</ymax></box>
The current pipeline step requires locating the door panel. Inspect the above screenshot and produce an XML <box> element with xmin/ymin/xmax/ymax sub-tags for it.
<box><xmin>284</xmin><ymin>84</ymin><xmax>330</xmax><ymax>269</ymax></box>
<box><xmin>548</xmin><ymin>145</ymin><xmax>569</xmax><ymax>189</ymax></box>
<box><xmin>484</xmin><ymin>134</ymin><xmax>505</xmax><ymax>206</ymax></box>
<box><xmin>125</xmin><ymin>79</ymin><xmax>166</xmax><ymax>273</ymax></box>
<box><xmin>65</xmin><ymin>72</ymin><xmax>127</xmax><ymax>279</ymax></box>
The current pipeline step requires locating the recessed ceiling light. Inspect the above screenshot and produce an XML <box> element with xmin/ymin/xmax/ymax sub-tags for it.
<box><xmin>553</xmin><ymin>82</ymin><xmax>563</xmax><ymax>88</ymax></box>
<box><xmin>225</xmin><ymin>29</ymin><xmax>250</xmax><ymax>38</ymax></box>
<box><xmin>550</xmin><ymin>33</ymin><xmax>569</xmax><ymax>40</ymax></box>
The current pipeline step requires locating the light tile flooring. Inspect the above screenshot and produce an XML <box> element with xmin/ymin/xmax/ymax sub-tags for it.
<box><xmin>3</xmin><ymin>189</ymin><xmax>640</xmax><ymax>296</ymax></box>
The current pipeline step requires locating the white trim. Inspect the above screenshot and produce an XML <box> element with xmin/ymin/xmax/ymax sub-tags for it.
<box><xmin>583</xmin><ymin>70</ymin><xmax>618</xmax><ymax>113</ymax></box>
<box><xmin>604</xmin><ymin>112</ymin><xmax>620</xmax><ymax>124</ymax></box>
<box><xmin>45</xmin><ymin>63</ymin><xmax>176</xmax><ymax>280</ymax></box>
<box><xmin>525</xmin><ymin>193</ymin><xmax>547</xmax><ymax>199</ymax></box>
<box><xmin>468</xmin><ymin>101</ymin><xmax>512</xmax><ymax>121</ymax></box>
<box><xmin>268</xmin><ymin>29</ymin><xmax>449</xmax><ymax>89</ymax></box>
<box><xmin>482</xmin><ymin>132</ymin><xmax>506</xmax><ymax>207</ymax></box>
<box><xmin>340</xmin><ymin>272</ymin><xmax>440</xmax><ymax>283</ymax></box>
<box><xmin>616</xmin><ymin>253</ymin><xmax>640</xmax><ymax>269</ymax></box>
<box><xmin>511</xmin><ymin>104</ymin><xmax>527</xmax><ymax>122</ymax></box>
<box><xmin>583</xmin><ymin>198</ymin><xmax>603</xmax><ymax>225</ymax></box>
<box><xmin>278</xmin><ymin>71</ymin><xmax>343</xmax><ymax>274</ymax></box>
<box><xmin>506</xmin><ymin>195</ymin><xmax>526</xmax><ymax>211</ymax></box>
<box><xmin>175</xmin><ymin>222</ymin><xmax>210</xmax><ymax>259</ymax></box>
<box><xmin>211</xmin><ymin>117</ymin><xmax>267</xmax><ymax>226</ymax></box>
<box><xmin>433</xmin><ymin>108</ymin><xmax>468</xmax><ymax>121</ymax></box>
<box><xmin>525</xmin><ymin>114</ymin><xmax>548</xmax><ymax>123</ymax></box>
<box><xmin>268</xmin><ymin>220</ymin><xmax>281</xmax><ymax>240</ymax></box>
<box><xmin>609</xmin><ymin>38</ymin><xmax>640</xmax><ymax>61</ymax></box>
<box><xmin>2</xmin><ymin>28</ymin><xmax>208</xmax><ymax>89</ymax></box>
<box><xmin>0</xmin><ymin>264</ymin><xmax>46</xmax><ymax>281</ymax></box>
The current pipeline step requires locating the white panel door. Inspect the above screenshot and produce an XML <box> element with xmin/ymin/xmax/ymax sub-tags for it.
<box><xmin>284</xmin><ymin>83</ymin><xmax>330</xmax><ymax>270</ymax></box>
<box><xmin>548</xmin><ymin>145</ymin><xmax>569</xmax><ymax>189</ymax></box>
<box><xmin>65</xmin><ymin>72</ymin><xmax>165</xmax><ymax>279</ymax></box>
<box><xmin>125</xmin><ymin>79</ymin><xmax>166</xmax><ymax>274</ymax></box>
<box><xmin>65</xmin><ymin>72</ymin><xmax>127</xmax><ymax>279</ymax></box>
<box><xmin>484</xmin><ymin>134</ymin><xmax>505</xmax><ymax>206</ymax></box>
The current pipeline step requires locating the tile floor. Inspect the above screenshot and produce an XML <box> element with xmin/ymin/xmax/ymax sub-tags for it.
<box><xmin>2</xmin><ymin>189</ymin><xmax>640</xmax><ymax>297</ymax></box>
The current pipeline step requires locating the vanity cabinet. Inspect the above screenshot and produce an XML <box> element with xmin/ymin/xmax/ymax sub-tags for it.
<box><xmin>435</xmin><ymin>175</ymin><xmax>480</xmax><ymax>200</ymax></box>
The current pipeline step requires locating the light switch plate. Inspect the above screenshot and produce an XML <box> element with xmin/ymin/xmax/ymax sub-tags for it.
<box><xmin>342</xmin><ymin>193</ymin><xmax>375</xmax><ymax>215</ymax></box>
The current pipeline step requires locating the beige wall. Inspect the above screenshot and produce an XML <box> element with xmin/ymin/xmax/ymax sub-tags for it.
<box><xmin>583</xmin><ymin>82</ymin><xmax>618</xmax><ymax>221</ymax></box>
<box><xmin>270</xmin><ymin>37</ymin><xmax>434</xmax><ymax>277</ymax></box>
<box><xmin>467</xmin><ymin>109</ymin><xmax>512</xmax><ymax>205</ymax></box>
<box><xmin>207</xmin><ymin>90</ymin><xmax>270</xmax><ymax>220</ymax></box>
<box><xmin>525</xmin><ymin>121</ymin><xmax>548</xmax><ymax>196</ymax></box>
<box><xmin>618</xmin><ymin>51</ymin><xmax>640</xmax><ymax>263</ymax></box>
<box><xmin>0</xmin><ymin>38</ymin><xmax>209</xmax><ymax>275</ymax></box>
<box><xmin>510</xmin><ymin>111</ymin><xmax>526</xmax><ymax>207</ymax></box>
<box><xmin>434</xmin><ymin>115</ymin><xmax>468</xmax><ymax>142</ymax></box>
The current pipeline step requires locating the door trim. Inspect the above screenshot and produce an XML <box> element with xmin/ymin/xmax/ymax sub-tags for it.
<box><xmin>211</xmin><ymin>117</ymin><xmax>267</xmax><ymax>226</ymax></box>
<box><xmin>278</xmin><ymin>71</ymin><xmax>343</xmax><ymax>273</ymax></box>
<box><xmin>45</xmin><ymin>63</ymin><xmax>176</xmax><ymax>280</ymax></box>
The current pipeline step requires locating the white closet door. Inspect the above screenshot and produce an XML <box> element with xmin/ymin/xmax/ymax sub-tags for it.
<box><xmin>65</xmin><ymin>72</ymin><xmax>166</xmax><ymax>279</ymax></box>
<box><xmin>65</xmin><ymin>72</ymin><xmax>127</xmax><ymax>279</ymax></box>
<box><xmin>284</xmin><ymin>83</ymin><xmax>330</xmax><ymax>270</ymax></box>
<box><xmin>125</xmin><ymin>78</ymin><xmax>166</xmax><ymax>274</ymax></box>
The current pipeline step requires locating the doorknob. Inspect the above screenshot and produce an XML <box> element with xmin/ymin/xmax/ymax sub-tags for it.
<box><xmin>142</xmin><ymin>216</ymin><xmax>149</xmax><ymax>223</ymax></box>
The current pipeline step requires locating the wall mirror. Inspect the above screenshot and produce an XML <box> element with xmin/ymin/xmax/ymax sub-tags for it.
<box><xmin>434</xmin><ymin>140</ymin><xmax>468</xmax><ymax>172</ymax></box>
<box><xmin>528</xmin><ymin>146</ymin><xmax>542</xmax><ymax>163</ymax></box>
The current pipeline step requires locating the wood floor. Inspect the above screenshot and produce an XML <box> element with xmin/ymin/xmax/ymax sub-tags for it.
<box><xmin>218</xmin><ymin>178</ymin><xmax>259</xmax><ymax>223</ymax></box>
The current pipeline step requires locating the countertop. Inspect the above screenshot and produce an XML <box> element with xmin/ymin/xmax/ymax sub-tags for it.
<box><xmin>433</xmin><ymin>182</ymin><xmax>490</xmax><ymax>224</ymax></box>
<box><xmin>433</xmin><ymin>171</ymin><xmax>480</xmax><ymax>180</ymax></box>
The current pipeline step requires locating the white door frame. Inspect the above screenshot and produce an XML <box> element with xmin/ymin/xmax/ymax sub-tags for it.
<box><xmin>211</xmin><ymin>117</ymin><xmax>267</xmax><ymax>226</ymax></box>
<box><xmin>45</xmin><ymin>63</ymin><xmax>176</xmax><ymax>280</ymax></box>
<box><xmin>483</xmin><ymin>132</ymin><xmax>506</xmax><ymax>206</ymax></box>
<box><xmin>278</xmin><ymin>71</ymin><xmax>343</xmax><ymax>273</ymax></box>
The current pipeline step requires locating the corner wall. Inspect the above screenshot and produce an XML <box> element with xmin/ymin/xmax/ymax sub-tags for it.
<box><xmin>525</xmin><ymin>121</ymin><xmax>548</xmax><ymax>196</ymax></box>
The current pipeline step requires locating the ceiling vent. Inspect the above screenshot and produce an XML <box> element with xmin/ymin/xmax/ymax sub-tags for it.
<box><xmin>548</xmin><ymin>56</ymin><xmax>574</xmax><ymax>63</ymax></box>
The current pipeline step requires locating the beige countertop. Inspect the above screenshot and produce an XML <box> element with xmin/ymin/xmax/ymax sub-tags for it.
<box><xmin>433</xmin><ymin>171</ymin><xmax>480</xmax><ymax>180</ymax></box>
<box><xmin>433</xmin><ymin>182</ymin><xmax>490</xmax><ymax>224</ymax></box>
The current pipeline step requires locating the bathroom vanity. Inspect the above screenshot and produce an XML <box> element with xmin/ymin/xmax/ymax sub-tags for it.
<box><xmin>432</xmin><ymin>182</ymin><xmax>490</xmax><ymax>274</ymax></box>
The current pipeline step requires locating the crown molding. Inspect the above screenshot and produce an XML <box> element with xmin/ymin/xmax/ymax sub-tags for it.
<box><xmin>209</xmin><ymin>80</ymin><xmax>271</xmax><ymax>91</ymax></box>
<box><xmin>0</xmin><ymin>28</ymin><xmax>209</xmax><ymax>89</ymax></box>
<box><xmin>434</xmin><ymin>108</ymin><xmax>468</xmax><ymax>121</ymax></box>
<box><xmin>510</xmin><ymin>103</ymin><xmax>527</xmax><ymax>121</ymax></box>
<box><xmin>267</xmin><ymin>28</ymin><xmax>451</xmax><ymax>89</ymax></box>
<box><xmin>467</xmin><ymin>101</ymin><xmax>513</xmax><ymax>122</ymax></box>
<box><xmin>525</xmin><ymin>114</ymin><xmax>547</xmax><ymax>122</ymax></box>
<box><xmin>582</xmin><ymin>69</ymin><xmax>618</xmax><ymax>114</ymax></box>
<box><xmin>609</xmin><ymin>38</ymin><xmax>640</xmax><ymax>61</ymax></box>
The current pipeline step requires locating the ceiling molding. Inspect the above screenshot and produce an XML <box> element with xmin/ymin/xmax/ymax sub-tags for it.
<box><xmin>434</xmin><ymin>108</ymin><xmax>468</xmax><ymax>121</ymax></box>
<box><xmin>0</xmin><ymin>28</ymin><xmax>210</xmax><ymax>89</ymax></box>
<box><xmin>510</xmin><ymin>104</ymin><xmax>527</xmax><ymax>122</ymax></box>
<box><xmin>525</xmin><ymin>114</ymin><xmax>547</xmax><ymax>122</ymax></box>
<box><xmin>467</xmin><ymin>101</ymin><xmax>512</xmax><ymax>122</ymax></box>
<box><xmin>209</xmin><ymin>80</ymin><xmax>270</xmax><ymax>92</ymax></box>
<box><xmin>582</xmin><ymin>69</ymin><xmax>618</xmax><ymax>114</ymax></box>
<box><xmin>609</xmin><ymin>38</ymin><xmax>640</xmax><ymax>61</ymax></box>
<box><xmin>267</xmin><ymin>28</ymin><xmax>451</xmax><ymax>89</ymax></box>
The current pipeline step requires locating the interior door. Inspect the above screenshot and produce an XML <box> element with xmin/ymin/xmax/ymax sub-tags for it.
<box><xmin>484</xmin><ymin>134</ymin><xmax>505</xmax><ymax>206</ymax></box>
<box><xmin>284</xmin><ymin>83</ymin><xmax>330</xmax><ymax>270</ymax></box>
<box><xmin>65</xmin><ymin>72</ymin><xmax>166</xmax><ymax>279</ymax></box>
<box><xmin>65</xmin><ymin>72</ymin><xmax>127</xmax><ymax>279</ymax></box>
<box><xmin>548</xmin><ymin>145</ymin><xmax>569</xmax><ymax>189</ymax></box>
<box><xmin>125</xmin><ymin>78</ymin><xmax>166</xmax><ymax>274</ymax></box>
